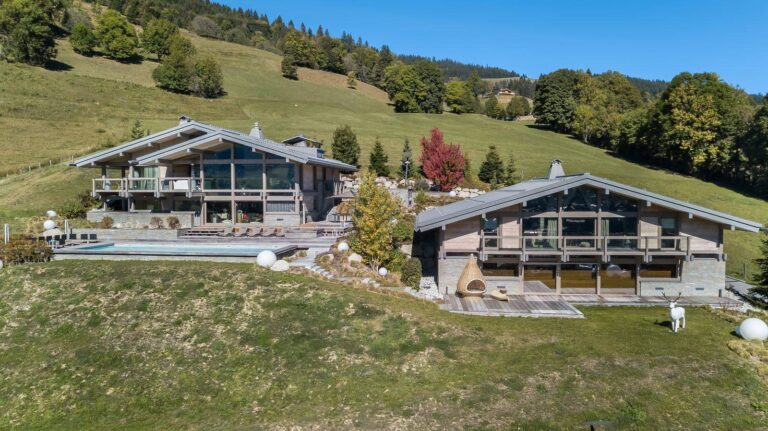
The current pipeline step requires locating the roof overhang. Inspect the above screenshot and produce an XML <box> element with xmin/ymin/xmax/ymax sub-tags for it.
<box><xmin>415</xmin><ymin>175</ymin><xmax>764</xmax><ymax>233</ymax></box>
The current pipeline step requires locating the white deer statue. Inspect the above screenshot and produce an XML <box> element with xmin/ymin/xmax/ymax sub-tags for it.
<box><xmin>662</xmin><ymin>292</ymin><xmax>686</xmax><ymax>333</ymax></box>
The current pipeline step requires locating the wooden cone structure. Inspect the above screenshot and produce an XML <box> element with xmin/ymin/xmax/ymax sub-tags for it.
<box><xmin>456</xmin><ymin>254</ymin><xmax>486</xmax><ymax>298</ymax></box>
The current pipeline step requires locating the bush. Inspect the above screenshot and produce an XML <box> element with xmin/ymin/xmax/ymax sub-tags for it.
<box><xmin>392</xmin><ymin>218</ymin><xmax>414</xmax><ymax>245</ymax></box>
<box><xmin>414</xmin><ymin>179</ymin><xmax>430</xmax><ymax>192</ymax></box>
<box><xmin>166</xmin><ymin>216</ymin><xmax>180</xmax><ymax>229</ymax></box>
<box><xmin>0</xmin><ymin>239</ymin><xmax>53</xmax><ymax>265</ymax></box>
<box><xmin>149</xmin><ymin>217</ymin><xmax>163</xmax><ymax>229</ymax></box>
<box><xmin>58</xmin><ymin>200</ymin><xmax>87</xmax><ymax>219</ymax></box>
<box><xmin>99</xmin><ymin>216</ymin><xmax>114</xmax><ymax>229</ymax></box>
<box><xmin>402</xmin><ymin>258</ymin><xmax>422</xmax><ymax>289</ymax></box>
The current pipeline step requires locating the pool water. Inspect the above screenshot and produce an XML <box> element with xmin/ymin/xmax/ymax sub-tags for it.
<box><xmin>80</xmin><ymin>243</ymin><xmax>277</xmax><ymax>255</ymax></box>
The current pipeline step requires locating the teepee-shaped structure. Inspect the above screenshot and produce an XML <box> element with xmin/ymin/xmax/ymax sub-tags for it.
<box><xmin>456</xmin><ymin>255</ymin><xmax>486</xmax><ymax>297</ymax></box>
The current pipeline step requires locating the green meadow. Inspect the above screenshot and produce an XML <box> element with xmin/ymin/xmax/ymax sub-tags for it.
<box><xmin>0</xmin><ymin>33</ymin><xmax>765</xmax><ymax>276</ymax></box>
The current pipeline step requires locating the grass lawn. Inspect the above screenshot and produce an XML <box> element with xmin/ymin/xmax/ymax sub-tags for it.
<box><xmin>0</xmin><ymin>260</ymin><xmax>766</xmax><ymax>429</ymax></box>
<box><xmin>0</xmin><ymin>32</ymin><xmax>766</xmax><ymax>276</ymax></box>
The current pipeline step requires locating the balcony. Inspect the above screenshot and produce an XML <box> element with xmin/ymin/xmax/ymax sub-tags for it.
<box><xmin>92</xmin><ymin>177</ymin><xmax>304</xmax><ymax>200</ymax></box>
<box><xmin>470</xmin><ymin>234</ymin><xmax>693</xmax><ymax>261</ymax></box>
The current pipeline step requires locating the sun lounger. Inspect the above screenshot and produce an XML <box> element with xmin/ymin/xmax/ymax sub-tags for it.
<box><xmin>274</xmin><ymin>227</ymin><xmax>285</xmax><ymax>237</ymax></box>
<box><xmin>218</xmin><ymin>227</ymin><xmax>234</xmax><ymax>237</ymax></box>
<box><xmin>246</xmin><ymin>227</ymin><xmax>261</xmax><ymax>237</ymax></box>
<box><xmin>260</xmin><ymin>226</ymin><xmax>275</xmax><ymax>237</ymax></box>
<box><xmin>233</xmin><ymin>227</ymin><xmax>247</xmax><ymax>237</ymax></box>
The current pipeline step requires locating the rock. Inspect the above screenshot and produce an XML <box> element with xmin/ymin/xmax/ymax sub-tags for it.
<box><xmin>458</xmin><ymin>191</ymin><xmax>470</xmax><ymax>198</ymax></box>
<box><xmin>270</xmin><ymin>260</ymin><xmax>290</xmax><ymax>272</ymax></box>
<box><xmin>348</xmin><ymin>253</ymin><xmax>363</xmax><ymax>263</ymax></box>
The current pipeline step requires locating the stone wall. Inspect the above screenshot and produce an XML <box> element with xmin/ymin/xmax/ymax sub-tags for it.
<box><xmin>264</xmin><ymin>213</ymin><xmax>301</xmax><ymax>227</ymax></box>
<box><xmin>639</xmin><ymin>258</ymin><xmax>726</xmax><ymax>296</ymax></box>
<box><xmin>87</xmin><ymin>211</ymin><xmax>196</xmax><ymax>228</ymax></box>
<box><xmin>71</xmin><ymin>228</ymin><xmax>181</xmax><ymax>241</ymax></box>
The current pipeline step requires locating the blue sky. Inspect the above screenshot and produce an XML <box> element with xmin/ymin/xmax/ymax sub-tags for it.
<box><xmin>222</xmin><ymin>0</ymin><xmax>767</xmax><ymax>93</ymax></box>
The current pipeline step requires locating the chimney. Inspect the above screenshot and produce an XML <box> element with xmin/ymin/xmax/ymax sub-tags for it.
<box><xmin>547</xmin><ymin>159</ymin><xmax>565</xmax><ymax>179</ymax></box>
<box><xmin>249</xmin><ymin>122</ymin><xmax>263</xmax><ymax>139</ymax></box>
<box><xmin>178</xmin><ymin>115</ymin><xmax>192</xmax><ymax>125</ymax></box>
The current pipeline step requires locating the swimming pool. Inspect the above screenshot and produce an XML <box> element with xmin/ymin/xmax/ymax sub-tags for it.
<box><xmin>54</xmin><ymin>242</ymin><xmax>297</xmax><ymax>261</ymax></box>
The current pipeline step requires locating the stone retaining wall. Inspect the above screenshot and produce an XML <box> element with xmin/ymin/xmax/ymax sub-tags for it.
<box><xmin>71</xmin><ymin>228</ymin><xmax>181</xmax><ymax>241</ymax></box>
<box><xmin>87</xmin><ymin>211</ymin><xmax>196</xmax><ymax>229</ymax></box>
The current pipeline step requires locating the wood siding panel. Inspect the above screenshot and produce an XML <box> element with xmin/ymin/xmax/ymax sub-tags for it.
<box><xmin>444</xmin><ymin>217</ymin><xmax>480</xmax><ymax>251</ymax></box>
<box><xmin>302</xmin><ymin>165</ymin><xmax>315</xmax><ymax>191</ymax></box>
<box><xmin>500</xmin><ymin>217</ymin><xmax>520</xmax><ymax>249</ymax></box>
<box><xmin>680</xmin><ymin>218</ymin><xmax>720</xmax><ymax>251</ymax></box>
<box><xmin>640</xmin><ymin>216</ymin><xmax>659</xmax><ymax>248</ymax></box>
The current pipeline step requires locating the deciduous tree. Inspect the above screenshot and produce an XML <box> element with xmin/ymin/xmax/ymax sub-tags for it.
<box><xmin>281</xmin><ymin>54</ymin><xmax>298</xmax><ymax>80</ymax></box>
<box><xmin>95</xmin><ymin>10</ymin><xmax>139</xmax><ymax>61</ymax></box>
<box><xmin>445</xmin><ymin>80</ymin><xmax>475</xmax><ymax>114</ymax></box>
<box><xmin>142</xmin><ymin>18</ymin><xmax>177</xmax><ymax>61</ymax></box>
<box><xmin>70</xmin><ymin>23</ymin><xmax>97</xmax><ymax>56</ymax></box>
<box><xmin>0</xmin><ymin>0</ymin><xmax>58</xmax><ymax>66</ymax></box>
<box><xmin>152</xmin><ymin>35</ymin><xmax>196</xmax><ymax>93</ymax></box>
<box><xmin>192</xmin><ymin>56</ymin><xmax>224</xmax><ymax>98</ymax></box>
<box><xmin>419</xmin><ymin>128</ymin><xmax>465</xmax><ymax>191</ymax></box>
<box><xmin>350</xmin><ymin>172</ymin><xmax>400</xmax><ymax>269</ymax></box>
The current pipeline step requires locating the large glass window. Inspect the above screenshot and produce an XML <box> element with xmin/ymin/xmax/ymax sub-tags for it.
<box><xmin>481</xmin><ymin>262</ymin><xmax>519</xmax><ymax>277</ymax></box>
<box><xmin>563</xmin><ymin>187</ymin><xmax>598</xmax><ymax>211</ymax></box>
<box><xmin>604</xmin><ymin>217</ymin><xmax>639</xmax><ymax>249</ymax></box>
<box><xmin>234</xmin><ymin>145</ymin><xmax>262</xmax><ymax>160</ymax></box>
<box><xmin>207</xmin><ymin>201</ymin><xmax>232</xmax><ymax>224</ymax></box>
<box><xmin>639</xmin><ymin>263</ymin><xmax>679</xmax><ymax>279</ymax></box>
<box><xmin>660</xmin><ymin>217</ymin><xmax>678</xmax><ymax>249</ymax></box>
<box><xmin>601</xmin><ymin>195</ymin><xmax>638</xmax><ymax>212</ymax></box>
<box><xmin>237</xmin><ymin>202</ymin><xmax>263</xmax><ymax>223</ymax></box>
<box><xmin>522</xmin><ymin>195</ymin><xmax>557</xmax><ymax>212</ymax></box>
<box><xmin>524</xmin><ymin>265</ymin><xmax>556</xmax><ymax>292</ymax></box>
<box><xmin>483</xmin><ymin>217</ymin><xmax>499</xmax><ymax>249</ymax></box>
<box><xmin>561</xmin><ymin>264</ymin><xmax>597</xmax><ymax>290</ymax></box>
<box><xmin>204</xmin><ymin>147</ymin><xmax>232</xmax><ymax>160</ymax></box>
<box><xmin>563</xmin><ymin>218</ymin><xmax>597</xmax><ymax>249</ymax></box>
<box><xmin>203</xmin><ymin>164</ymin><xmax>231</xmax><ymax>189</ymax></box>
<box><xmin>266</xmin><ymin>164</ymin><xmax>295</xmax><ymax>189</ymax></box>
<box><xmin>602</xmin><ymin>263</ymin><xmax>636</xmax><ymax>290</ymax></box>
<box><xmin>235</xmin><ymin>164</ymin><xmax>263</xmax><ymax>189</ymax></box>
<box><xmin>522</xmin><ymin>217</ymin><xmax>558</xmax><ymax>249</ymax></box>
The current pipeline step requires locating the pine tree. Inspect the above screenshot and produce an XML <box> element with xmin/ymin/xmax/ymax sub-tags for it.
<box><xmin>129</xmin><ymin>119</ymin><xmax>147</xmax><ymax>140</ymax></box>
<box><xmin>350</xmin><ymin>172</ymin><xmax>399</xmax><ymax>269</ymax></box>
<box><xmin>369</xmin><ymin>138</ymin><xmax>389</xmax><ymax>177</ymax></box>
<box><xmin>478</xmin><ymin>145</ymin><xmax>505</xmax><ymax>186</ymax></box>
<box><xmin>755</xmin><ymin>232</ymin><xmax>768</xmax><ymax>297</ymax></box>
<box><xmin>504</xmin><ymin>154</ymin><xmax>519</xmax><ymax>186</ymax></box>
<box><xmin>281</xmin><ymin>54</ymin><xmax>298</xmax><ymax>80</ymax></box>
<box><xmin>331</xmin><ymin>125</ymin><xmax>360</xmax><ymax>167</ymax></box>
<box><xmin>399</xmin><ymin>138</ymin><xmax>413</xmax><ymax>178</ymax></box>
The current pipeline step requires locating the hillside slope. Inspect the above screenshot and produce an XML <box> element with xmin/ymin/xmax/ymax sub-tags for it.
<box><xmin>0</xmin><ymin>33</ymin><xmax>766</xmax><ymax>276</ymax></box>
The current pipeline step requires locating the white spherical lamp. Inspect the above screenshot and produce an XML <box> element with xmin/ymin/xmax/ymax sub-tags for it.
<box><xmin>256</xmin><ymin>250</ymin><xmax>277</xmax><ymax>268</ymax></box>
<box><xmin>43</xmin><ymin>220</ymin><xmax>57</xmax><ymax>230</ymax></box>
<box><xmin>46</xmin><ymin>210</ymin><xmax>57</xmax><ymax>218</ymax></box>
<box><xmin>337</xmin><ymin>241</ymin><xmax>350</xmax><ymax>252</ymax></box>
<box><xmin>448</xmin><ymin>190</ymin><xmax>457</xmax><ymax>197</ymax></box>
<box><xmin>737</xmin><ymin>318</ymin><xmax>768</xmax><ymax>341</ymax></box>
<box><xmin>378</xmin><ymin>267</ymin><xmax>388</xmax><ymax>276</ymax></box>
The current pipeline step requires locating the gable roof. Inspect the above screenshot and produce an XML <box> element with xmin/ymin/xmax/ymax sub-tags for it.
<box><xmin>71</xmin><ymin>118</ymin><xmax>357</xmax><ymax>171</ymax></box>
<box><xmin>415</xmin><ymin>172</ymin><xmax>764</xmax><ymax>233</ymax></box>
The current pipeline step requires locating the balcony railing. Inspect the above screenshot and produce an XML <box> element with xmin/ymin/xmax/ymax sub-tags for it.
<box><xmin>93</xmin><ymin>177</ymin><xmax>305</xmax><ymax>200</ymax></box>
<box><xmin>479</xmin><ymin>235</ymin><xmax>691</xmax><ymax>255</ymax></box>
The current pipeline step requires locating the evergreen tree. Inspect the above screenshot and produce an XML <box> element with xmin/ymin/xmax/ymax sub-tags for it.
<box><xmin>129</xmin><ymin>119</ymin><xmax>147</xmax><ymax>140</ymax></box>
<box><xmin>369</xmin><ymin>138</ymin><xmax>389</xmax><ymax>177</ymax></box>
<box><xmin>70</xmin><ymin>23</ymin><xmax>97</xmax><ymax>56</ymax></box>
<box><xmin>755</xmin><ymin>232</ymin><xmax>768</xmax><ymax>297</ymax></box>
<box><xmin>331</xmin><ymin>125</ymin><xmax>360</xmax><ymax>167</ymax></box>
<box><xmin>478</xmin><ymin>145</ymin><xmax>505</xmax><ymax>186</ymax></box>
<box><xmin>350</xmin><ymin>172</ymin><xmax>399</xmax><ymax>269</ymax></box>
<box><xmin>281</xmin><ymin>54</ymin><xmax>298</xmax><ymax>80</ymax></box>
<box><xmin>142</xmin><ymin>18</ymin><xmax>178</xmax><ymax>61</ymax></box>
<box><xmin>467</xmin><ymin>69</ymin><xmax>487</xmax><ymax>96</ymax></box>
<box><xmin>485</xmin><ymin>96</ymin><xmax>503</xmax><ymax>119</ymax></box>
<box><xmin>0</xmin><ymin>0</ymin><xmax>58</xmax><ymax>66</ymax></box>
<box><xmin>399</xmin><ymin>138</ymin><xmax>413</xmax><ymax>178</ymax></box>
<box><xmin>95</xmin><ymin>10</ymin><xmax>139</xmax><ymax>61</ymax></box>
<box><xmin>192</xmin><ymin>56</ymin><xmax>225</xmax><ymax>98</ymax></box>
<box><xmin>152</xmin><ymin>35</ymin><xmax>196</xmax><ymax>93</ymax></box>
<box><xmin>504</xmin><ymin>154</ymin><xmax>519</xmax><ymax>185</ymax></box>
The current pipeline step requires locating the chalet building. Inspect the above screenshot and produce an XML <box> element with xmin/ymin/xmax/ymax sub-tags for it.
<box><xmin>414</xmin><ymin>160</ymin><xmax>763</xmax><ymax>297</ymax></box>
<box><xmin>72</xmin><ymin>117</ymin><xmax>356</xmax><ymax>228</ymax></box>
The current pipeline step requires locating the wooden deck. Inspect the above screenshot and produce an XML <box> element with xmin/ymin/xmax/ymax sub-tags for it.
<box><xmin>441</xmin><ymin>294</ymin><xmax>743</xmax><ymax>318</ymax></box>
<box><xmin>441</xmin><ymin>295</ymin><xmax>585</xmax><ymax>318</ymax></box>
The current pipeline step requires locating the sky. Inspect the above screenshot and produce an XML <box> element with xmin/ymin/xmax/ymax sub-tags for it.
<box><xmin>222</xmin><ymin>0</ymin><xmax>768</xmax><ymax>93</ymax></box>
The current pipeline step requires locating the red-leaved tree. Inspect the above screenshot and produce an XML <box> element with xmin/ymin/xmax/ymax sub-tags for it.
<box><xmin>419</xmin><ymin>128</ymin><xmax>466</xmax><ymax>191</ymax></box>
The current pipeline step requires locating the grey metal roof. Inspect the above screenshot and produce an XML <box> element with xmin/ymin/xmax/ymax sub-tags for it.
<box><xmin>415</xmin><ymin>173</ymin><xmax>764</xmax><ymax>233</ymax></box>
<box><xmin>72</xmin><ymin>118</ymin><xmax>357</xmax><ymax>171</ymax></box>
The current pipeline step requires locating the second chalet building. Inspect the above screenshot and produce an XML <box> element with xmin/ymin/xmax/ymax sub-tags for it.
<box><xmin>415</xmin><ymin>160</ymin><xmax>763</xmax><ymax>297</ymax></box>
<box><xmin>72</xmin><ymin>117</ymin><xmax>357</xmax><ymax>228</ymax></box>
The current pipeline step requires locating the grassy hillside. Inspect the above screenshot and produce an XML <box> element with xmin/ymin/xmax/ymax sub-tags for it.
<box><xmin>0</xmin><ymin>32</ymin><xmax>766</xmax><ymax>276</ymax></box>
<box><xmin>0</xmin><ymin>261</ymin><xmax>765</xmax><ymax>429</ymax></box>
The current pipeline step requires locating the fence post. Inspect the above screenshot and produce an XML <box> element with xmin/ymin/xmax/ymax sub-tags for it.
<box><xmin>3</xmin><ymin>224</ymin><xmax>9</xmax><ymax>244</ymax></box>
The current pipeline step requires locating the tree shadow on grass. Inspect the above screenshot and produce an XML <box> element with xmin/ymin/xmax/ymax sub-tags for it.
<box><xmin>653</xmin><ymin>319</ymin><xmax>673</xmax><ymax>330</ymax></box>
<box><xmin>44</xmin><ymin>59</ymin><xmax>73</xmax><ymax>72</ymax></box>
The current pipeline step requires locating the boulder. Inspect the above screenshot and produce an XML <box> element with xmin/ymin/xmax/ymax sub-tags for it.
<box><xmin>270</xmin><ymin>260</ymin><xmax>290</xmax><ymax>272</ymax></box>
<box><xmin>347</xmin><ymin>253</ymin><xmax>363</xmax><ymax>263</ymax></box>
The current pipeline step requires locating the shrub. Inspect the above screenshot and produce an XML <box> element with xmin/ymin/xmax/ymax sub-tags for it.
<box><xmin>59</xmin><ymin>200</ymin><xmax>87</xmax><ymax>219</ymax></box>
<box><xmin>402</xmin><ymin>258</ymin><xmax>422</xmax><ymax>289</ymax></box>
<box><xmin>0</xmin><ymin>239</ymin><xmax>53</xmax><ymax>265</ymax></box>
<box><xmin>414</xmin><ymin>179</ymin><xmax>430</xmax><ymax>192</ymax></box>
<box><xmin>99</xmin><ymin>216</ymin><xmax>114</xmax><ymax>229</ymax></box>
<box><xmin>392</xmin><ymin>218</ymin><xmax>414</xmax><ymax>245</ymax></box>
<box><xmin>166</xmin><ymin>216</ymin><xmax>180</xmax><ymax>229</ymax></box>
<box><xmin>149</xmin><ymin>217</ymin><xmax>163</xmax><ymax>229</ymax></box>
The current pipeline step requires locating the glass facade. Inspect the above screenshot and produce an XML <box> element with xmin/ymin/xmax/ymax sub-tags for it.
<box><xmin>266</xmin><ymin>164</ymin><xmax>295</xmax><ymax>189</ymax></box>
<box><xmin>203</xmin><ymin>164</ymin><xmax>231</xmax><ymax>189</ymax></box>
<box><xmin>237</xmin><ymin>202</ymin><xmax>263</xmax><ymax>223</ymax></box>
<box><xmin>640</xmin><ymin>263</ymin><xmax>678</xmax><ymax>279</ymax></box>
<box><xmin>563</xmin><ymin>187</ymin><xmax>598</xmax><ymax>211</ymax></box>
<box><xmin>481</xmin><ymin>262</ymin><xmax>519</xmax><ymax>277</ymax></box>
<box><xmin>522</xmin><ymin>195</ymin><xmax>557</xmax><ymax>212</ymax></box>
<box><xmin>601</xmin><ymin>263</ymin><xmax>636</xmax><ymax>289</ymax></box>
<box><xmin>235</xmin><ymin>164</ymin><xmax>263</xmax><ymax>189</ymax></box>
<box><xmin>204</xmin><ymin>147</ymin><xmax>232</xmax><ymax>160</ymax></box>
<box><xmin>561</xmin><ymin>264</ymin><xmax>597</xmax><ymax>289</ymax></box>
<box><xmin>234</xmin><ymin>145</ymin><xmax>262</xmax><ymax>160</ymax></box>
<box><xmin>601</xmin><ymin>195</ymin><xmax>638</xmax><ymax>212</ymax></box>
<box><xmin>483</xmin><ymin>217</ymin><xmax>499</xmax><ymax>248</ymax></box>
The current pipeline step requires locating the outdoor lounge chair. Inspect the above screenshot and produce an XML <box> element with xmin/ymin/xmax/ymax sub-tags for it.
<box><xmin>274</xmin><ymin>227</ymin><xmax>285</xmax><ymax>238</ymax></box>
<box><xmin>260</xmin><ymin>226</ymin><xmax>275</xmax><ymax>237</ymax></box>
<box><xmin>233</xmin><ymin>227</ymin><xmax>247</xmax><ymax>237</ymax></box>
<box><xmin>246</xmin><ymin>227</ymin><xmax>261</xmax><ymax>237</ymax></box>
<box><xmin>88</xmin><ymin>233</ymin><xmax>98</xmax><ymax>243</ymax></box>
<box><xmin>218</xmin><ymin>227</ymin><xmax>234</xmax><ymax>237</ymax></box>
<box><xmin>80</xmin><ymin>233</ymin><xmax>89</xmax><ymax>243</ymax></box>
<box><xmin>488</xmin><ymin>289</ymin><xmax>508</xmax><ymax>301</ymax></box>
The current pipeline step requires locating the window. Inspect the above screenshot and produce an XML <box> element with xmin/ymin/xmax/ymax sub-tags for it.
<box><xmin>562</xmin><ymin>218</ymin><xmax>596</xmax><ymax>248</ymax></box>
<box><xmin>603</xmin><ymin>217</ymin><xmax>639</xmax><ymax>249</ymax></box>
<box><xmin>237</xmin><ymin>202</ymin><xmax>263</xmax><ymax>223</ymax></box>
<box><xmin>207</xmin><ymin>201</ymin><xmax>231</xmax><ymax>223</ymax></box>
<box><xmin>561</xmin><ymin>264</ymin><xmax>597</xmax><ymax>290</ymax></box>
<box><xmin>522</xmin><ymin>195</ymin><xmax>557</xmax><ymax>212</ymax></box>
<box><xmin>524</xmin><ymin>265</ymin><xmax>556</xmax><ymax>291</ymax></box>
<box><xmin>639</xmin><ymin>263</ymin><xmax>679</xmax><ymax>279</ymax></box>
<box><xmin>483</xmin><ymin>217</ymin><xmax>499</xmax><ymax>248</ymax></box>
<box><xmin>601</xmin><ymin>195</ymin><xmax>638</xmax><ymax>212</ymax></box>
<box><xmin>203</xmin><ymin>164</ymin><xmax>231</xmax><ymax>189</ymax></box>
<box><xmin>266</xmin><ymin>164</ymin><xmax>295</xmax><ymax>189</ymax></box>
<box><xmin>266</xmin><ymin>201</ymin><xmax>294</xmax><ymax>212</ymax></box>
<box><xmin>266</xmin><ymin>153</ymin><xmax>286</xmax><ymax>160</ymax></box>
<box><xmin>203</xmin><ymin>147</ymin><xmax>231</xmax><ymax>160</ymax></box>
<box><xmin>481</xmin><ymin>262</ymin><xmax>519</xmax><ymax>277</ymax></box>
<box><xmin>235</xmin><ymin>164</ymin><xmax>263</xmax><ymax>189</ymax></box>
<box><xmin>234</xmin><ymin>145</ymin><xmax>262</xmax><ymax>160</ymax></box>
<box><xmin>563</xmin><ymin>187</ymin><xmax>598</xmax><ymax>211</ymax></box>
<box><xmin>522</xmin><ymin>217</ymin><xmax>558</xmax><ymax>249</ymax></box>
<box><xmin>660</xmin><ymin>217</ymin><xmax>677</xmax><ymax>248</ymax></box>
<box><xmin>601</xmin><ymin>263</ymin><xmax>636</xmax><ymax>289</ymax></box>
